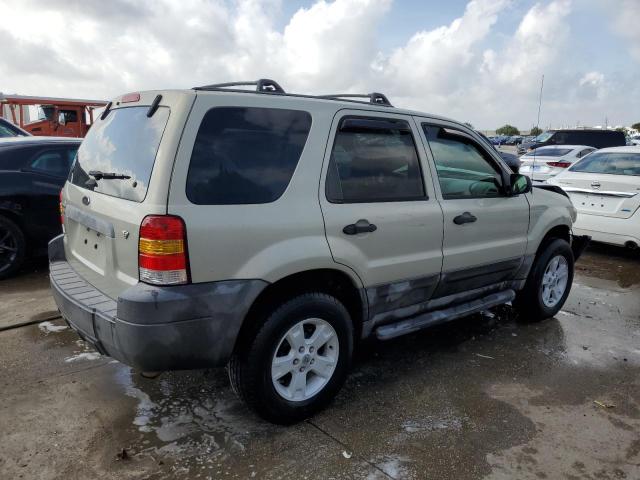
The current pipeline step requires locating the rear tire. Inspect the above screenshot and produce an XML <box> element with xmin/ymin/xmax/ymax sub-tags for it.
<box><xmin>515</xmin><ymin>238</ymin><xmax>574</xmax><ymax>321</ymax></box>
<box><xmin>229</xmin><ymin>293</ymin><xmax>353</xmax><ymax>424</ymax></box>
<box><xmin>0</xmin><ymin>215</ymin><xmax>26</xmax><ymax>280</ymax></box>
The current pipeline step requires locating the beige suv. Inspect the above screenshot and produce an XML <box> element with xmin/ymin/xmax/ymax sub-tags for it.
<box><xmin>49</xmin><ymin>79</ymin><xmax>588</xmax><ymax>423</ymax></box>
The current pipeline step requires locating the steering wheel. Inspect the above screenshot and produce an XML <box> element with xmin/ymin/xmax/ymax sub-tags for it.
<box><xmin>468</xmin><ymin>176</ymin><xmax>500</xmax><ymax>196</ymax></box>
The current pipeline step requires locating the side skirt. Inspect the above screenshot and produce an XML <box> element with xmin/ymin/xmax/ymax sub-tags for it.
<box><xmin>375</xmin><ymin>289</ymin><xmax>516</xmax><ymax>341</ymax></box>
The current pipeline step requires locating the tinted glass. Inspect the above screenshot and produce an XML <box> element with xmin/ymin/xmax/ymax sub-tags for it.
<box><xmin>535</xmin><ymin>132</ymin><xmax>554</xmax><ymax>142</ymax></box>
<box><xmin>70</xmin><ymin>106</ymin><xmax>169</xmax><ymax>202</ymax></box>
<box><xmin>526</xmin><ymin>148</ymin><xmax>572</xmax><ymax>157</ymax></box>
<box><xmin>569</xmin><ymin>152</ymin><xmax>640</xmax><ymax>176</ymax></box>
<box><xmin>326</xmin><ymin>118</ymin><xmax>425</xmax><ymax>203</ymax></box>
<box><xmin>0</xmin><ymin>123</ymin><xmax>17</xmax><ymax>138</ymax></box>
<box><xmin>423</xmin><ymin>125</ymin><xmax>503</xmax><ymax>199</ymax></box>
<box><xmin>31</xmin><ymin>147</ymin><xmax>78</xmax><ymax>177</ymax></box>
<box><xmin>187</xmin><ymin>107</ymin><xmax>311</xmax><ymax>205</ymax></box>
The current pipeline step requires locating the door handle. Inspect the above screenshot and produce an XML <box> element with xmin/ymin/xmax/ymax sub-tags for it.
<box><xmin>343</xmin><ymin>219</ymin><xmax>377</xmax><ymax>235</ymax></box>
<box><xmin>453</xmin><ymin>212</ymin><xmax>477</xmax><ymax>225</ymax></box>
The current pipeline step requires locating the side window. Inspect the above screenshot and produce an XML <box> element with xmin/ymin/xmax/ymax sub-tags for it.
<box><xmin>577</xmin><ymin>148</ymin><xmax>593</xmax><ymax>158</ymax></box>
<box><xmin>422</xmin><ymin>124</ymin><xmax>503</xmax><ymax>200</ymax></box>
<box><xmin>30</xmin><ymin>148</ymin><xmax>77</xmax><ymax>177</ymax></box>
<box><xmin>186</xmin><ymin>107</ymin><xmax>312</xmax><ymax>205</ymax></box>
<box><xmin>554</xmin><ymin>132</ymin><xmax>568</xmax><ymax>144</ymax></box>
<box><xmin>326</xmin><ymin>117</ymin><xmax>425</xmax><ymax>203</ymax></box>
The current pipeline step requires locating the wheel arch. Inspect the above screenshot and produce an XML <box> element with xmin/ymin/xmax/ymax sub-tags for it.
<box><xmin>537</xmin><ymin>224</ymin><xmax>571</xmax><ymax>256</ymax></box>
<box><xmin>234</xmin><ymin>268</ymin><xmax>366</xmax><ymax>354</ymax></box>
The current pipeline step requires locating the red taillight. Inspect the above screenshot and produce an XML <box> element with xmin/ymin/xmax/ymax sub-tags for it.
<box><xmin>59</xmin><ymin>189</ymin><xmax>64</xmax><ymax>224</ymax></box>
<box><xmin>138</xmin><ymin>215</ymin><xmax>190</xmax><ymax>285</ymax></box>
<box><xmin>547</xmin><ymin>161</ymin><xmax>571</xmax><ymax>168</ymax></box>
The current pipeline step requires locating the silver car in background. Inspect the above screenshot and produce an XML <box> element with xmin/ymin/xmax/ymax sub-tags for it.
<box><xmin>520</xmin><ymin>145</ymin><xmax>596</xmax><ymax>182</ymax></box>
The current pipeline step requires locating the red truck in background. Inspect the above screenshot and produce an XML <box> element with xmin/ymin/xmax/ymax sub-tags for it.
<box><xmin>0</xmin><ymin>95</ymin><xmax>107</xmax><ymax>138</ymax></box>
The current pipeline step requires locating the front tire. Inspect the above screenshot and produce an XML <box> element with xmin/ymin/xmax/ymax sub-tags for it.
<box><xmin>229</xmin><ymin>293</ymin><xmax>353</xmax><ymax>424</ymax></box>
<box><xmin>515</xmin><ymin>238</ymin><xmax>574</xmax><ymax>321</ymax></box>
<box><xmin>0</xmin><ymin>215</ymin><xmax>26</xmax><ymax>280</ymax></box>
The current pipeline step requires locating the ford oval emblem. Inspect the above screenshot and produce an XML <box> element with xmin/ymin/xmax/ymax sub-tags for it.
<box><xmin>82</xmin><ymin>196</ymin><xmax>90</xmax><ymax>205</ymax></box>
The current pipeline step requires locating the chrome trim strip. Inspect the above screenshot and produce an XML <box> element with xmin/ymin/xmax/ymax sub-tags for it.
<box><xmin>562</xmin><ymin>187</ymin><xmax>637</xmax><ymax>198</ymax></box>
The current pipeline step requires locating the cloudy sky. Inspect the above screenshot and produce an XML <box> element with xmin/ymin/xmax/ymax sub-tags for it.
<box><xmin>1</xmin><ymin>0</ymin><xmax>639</xmax><ymax>130</ymax></box>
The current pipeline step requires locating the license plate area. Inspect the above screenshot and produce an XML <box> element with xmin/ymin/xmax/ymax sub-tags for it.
<box><xmin>570</xmin><ymin>193</ymin><xmax>620</xmax><ymax>215</ymax></box>
<box><xmin>68</xmin><ymin>221</ymin><xmax>108</xmax><ymax>273</ymax></box>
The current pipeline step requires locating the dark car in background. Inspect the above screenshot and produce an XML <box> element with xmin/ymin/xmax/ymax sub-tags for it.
<box><xmin>0</xmin><ymin>118</ymin><xmax>30</xmax><ymax>138</ymax></box>
<box><xmin>518</xmin><ymin>129</ymin><xmax>625</xmax><ymax>155</ymax></box>
<box><xmin>0</xmin><ymin>137</ymin><xmax>80</xmax><ymax>278</ymax></box>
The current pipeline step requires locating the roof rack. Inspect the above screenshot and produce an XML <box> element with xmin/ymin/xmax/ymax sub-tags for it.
<box><xmin>194</xmin><ymin>79</ymin><xmax>285</xmax><ymax>94</ymax></box>
<box><xmin>317</xmin><ymin>92</ymin><xmax>393</xmax><ymax>107</ymax></box>
<box><xmin>192</xmin><ymin>79</ymin><xmax>394</xmax><ymax>107</ymax></box>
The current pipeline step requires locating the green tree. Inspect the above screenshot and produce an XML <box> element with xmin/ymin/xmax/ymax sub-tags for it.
<box><xmin>631</xmin><ymin>122</ymin><xmax>640</xmax><ymax>131</ymax></box>
<box><xmin>496</xmin><ymin>124</ymin><xmax>520</xmax><ymax>136</ymax></box>
<box><xmin>529</xmin><ymin>126</ymin><xmax>543</xmax><ymax>136</ymax></box>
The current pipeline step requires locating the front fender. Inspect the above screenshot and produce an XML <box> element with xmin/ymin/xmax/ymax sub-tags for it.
<box><xmin>526</xmin><ymin>189</ymin><xmax>574</xmax><ymax>256</ymax></box>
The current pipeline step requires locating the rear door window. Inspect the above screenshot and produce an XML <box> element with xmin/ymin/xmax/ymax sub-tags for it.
<box><xmin>69</xmin><ymin>106</ymin><xmax>170</xmax><ymax>202</ymax></box>
<box><xmin>186</xmin><ymin>107</ymin><xmax>312</xmax><ymax>205</ymax></box>
<box><xmin>325</xmin><ymin>117</ymin><xmax>425</xmax><ymax>203</ymax></box>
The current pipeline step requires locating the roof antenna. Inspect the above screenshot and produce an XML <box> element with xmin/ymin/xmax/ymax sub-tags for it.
<box><xmin>532</xmin><ymin>74</ymin><xmax>545</xmax><ymax>193</ymax></box>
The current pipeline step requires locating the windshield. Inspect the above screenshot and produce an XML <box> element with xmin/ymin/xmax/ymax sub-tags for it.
<box><xmin>0</xmin><ymin>121</ymin><xmax>18</xmax><ymax>137</ymax></box>
<box><xmin>535</xmin><ymin>132</ymin><xmax>554</xmax><ymax>142</ymax></box>
<box><xmin>569</xmin><ymin>152</ymin><xmax>640</xmax><ymax>176</ymax></box>
<box><xmin>69</xmin><ymin>106</ymin><xmax>170</xmax><ymax>202</ymax></box>
<box><xmin>525</xmin><ymin>148</ymin><xmax>572</xmax><ymax>157</ymax></box>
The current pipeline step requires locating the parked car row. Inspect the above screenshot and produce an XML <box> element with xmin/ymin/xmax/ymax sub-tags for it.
<box><xmin>517</xmin><ymin>129</ymin><xmax>625</xmax><ymax>155</ymax></box>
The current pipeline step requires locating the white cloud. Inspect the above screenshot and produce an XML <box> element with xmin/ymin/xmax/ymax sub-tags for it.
<box><xmin>610</xmin><ymin>0</ymin><xmax>640</xmax><ymax>62</ymax></box>
<box><xmin>378</xmin><ymin>0</ymin><xmax>509</xmax><ymax>96</ymax></box>
<box><xmin>0</xmin><ymin>0</ymin><xmax>638</xmax><ymax>129</ymax></box>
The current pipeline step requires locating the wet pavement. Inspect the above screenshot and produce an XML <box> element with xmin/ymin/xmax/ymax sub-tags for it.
<box><xmin>1</xmin><ymin>245</ymin><xmax>639</xmax><ymax>480</ymax></box>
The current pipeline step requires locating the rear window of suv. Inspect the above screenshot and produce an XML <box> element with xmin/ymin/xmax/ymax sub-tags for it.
<box><xmin>69</xmin><ymin>106</ymin><xmax>170</xmax><ymax>202</ymax></box>
<box><xmin>186</xmin><ymin>107</ymin><xmax>312</xmax><ymax>205</ymax></box>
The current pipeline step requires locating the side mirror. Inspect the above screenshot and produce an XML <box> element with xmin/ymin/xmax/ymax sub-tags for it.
<box><xmin>58</xmin><ymin>112</ymin><xmax>66</xmax><ymax>126</ymax></box>
<box><xmin>510</xmin><ymin>173</ymin><xmax>532</xmax><ymax>195</ymax></box>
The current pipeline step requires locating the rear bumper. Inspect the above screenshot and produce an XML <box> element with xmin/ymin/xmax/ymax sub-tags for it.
<box><xmin>573</xmin><ymin>212</ymin><xmax>640</xmax><ymax>248</ymax></box>
<box><xmin>48</xmin><ymin>235</ymin><xmax>267</xmax><ymax>371</ymax></box>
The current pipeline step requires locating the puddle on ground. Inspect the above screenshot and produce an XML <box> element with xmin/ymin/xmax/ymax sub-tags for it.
<box><xmin>112</xmin><ymin>367</ymin><xmax>270</xmax><ymax>472</ymax></box>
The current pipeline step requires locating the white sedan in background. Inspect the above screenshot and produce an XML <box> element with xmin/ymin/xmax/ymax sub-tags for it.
<box><xmin>519</xmin><ymin>145</ymin><xmax>596</xmax><ymax>181</ymax></box>
<box><xmin>548</xmin><ymin>146</ymin><xmax>640</xmax><ymax>249</ymax></box>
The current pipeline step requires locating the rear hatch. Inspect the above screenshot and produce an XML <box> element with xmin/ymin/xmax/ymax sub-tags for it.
<box><xmin>552</xmin><ymin>150</ymin><xmax>640</xmax><ymax>219</ymax></box>
<box><xmin>61</xmin><ymin>91</ymin><xmax>195</xmax><ymax>299</ymax></box>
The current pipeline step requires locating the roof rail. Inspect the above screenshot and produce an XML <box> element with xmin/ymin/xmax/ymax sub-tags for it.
<box><xmin>194</xmin><ymin>79</ymin><xmax>285</xmax><ymax>94</ymax></box>
<box><xmin>317</xmin><ymin>92</ymin><xmax>393</xmax><ymax>107</ymax></box>
<box><xmin>192</xmin><ymin>79</ymin><xmax>394</xmax><ymax>107</ymax></box>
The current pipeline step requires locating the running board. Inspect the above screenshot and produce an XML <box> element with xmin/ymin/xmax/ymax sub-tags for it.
<box><xmin>375</xmin><ymin>289</ymin><xmax>516</xmax><ymax>341</ymax></box>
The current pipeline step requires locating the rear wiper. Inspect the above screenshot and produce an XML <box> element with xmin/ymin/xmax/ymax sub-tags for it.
<box><xmin>88</xmin><ymin>170</ymin><xmax>131</xmax><ymax>180</ymax></box>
